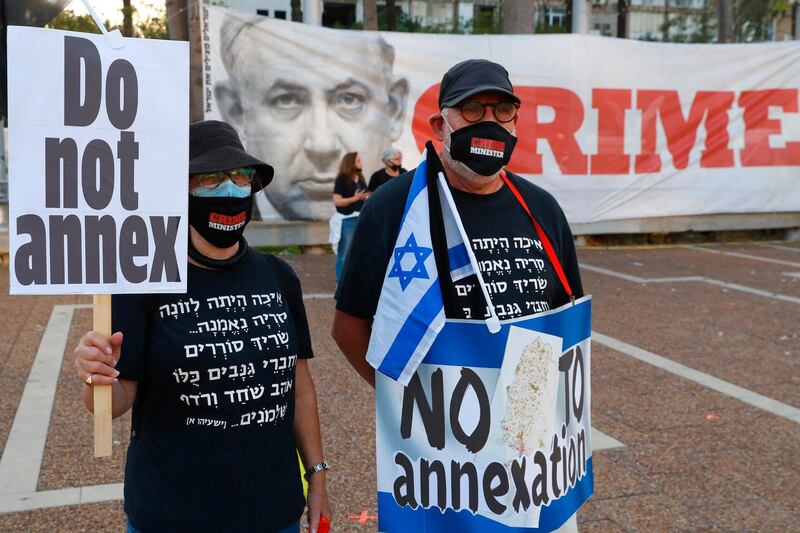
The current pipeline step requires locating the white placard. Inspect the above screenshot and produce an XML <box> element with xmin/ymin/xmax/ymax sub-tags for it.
<box><xmin>8</xmin><ymin>26</ymin><xmax>189</xmax><ymax>295</ymax></box>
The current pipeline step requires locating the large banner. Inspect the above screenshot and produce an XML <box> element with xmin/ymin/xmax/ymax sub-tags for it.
<box><xmin>376</xmin><ymin>298</ymin><xmax>593</xmax><ymax>532</ymax></box>
<box><xmin>202</xmin><ymin>7</ymin><xmax>800</xmax><ymax>224</ymax></box>
<box><xmin>8</xmin><ymin>27</ymin><xmax>189</xmax><ymax>294</ymax></box>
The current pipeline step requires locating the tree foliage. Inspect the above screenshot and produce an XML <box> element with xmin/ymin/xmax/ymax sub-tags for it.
<box><xmin>46</xmin><ymin>2</ymin><xmax>168</xmax><ymax>40</ymax></box>
<box><xmin>734</xmin><ymin>0</ymin><xmax>793</xmax><ymax>42</ymax></box>
<box><xmin>47</xmin><ymin>11</ymin><xmax>109</xmax><ymax>34</ymax></box>
<box><xmin>45</xmin><ymin>0</ymin><xmax>793</xmax><ymax>42</ymax></box>
<box><xmin>657</xmin><ymin>0</ymin><xmax>794</xmax><ymax>43</ymax></box>
<box><xmin>137</xmin><ymin>7</ymin><xmax>169</xmax><ymax>39</ymax></box>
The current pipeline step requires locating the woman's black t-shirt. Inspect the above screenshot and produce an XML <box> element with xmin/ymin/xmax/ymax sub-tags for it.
<box><xmin>333</xmin><ymin>174</ymin><xmax>367</xmax><ymax>215</ymax></box>
<box><xmin>113</xmin><ymin>249</ymin><xmax>313</xmax><ymax>533</ymax></box>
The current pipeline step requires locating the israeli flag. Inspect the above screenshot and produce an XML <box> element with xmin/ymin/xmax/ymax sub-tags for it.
<box><xmin>366</xmin><ymin>154</ymin><xmax>501</xmax><ymax>385</ymax></box>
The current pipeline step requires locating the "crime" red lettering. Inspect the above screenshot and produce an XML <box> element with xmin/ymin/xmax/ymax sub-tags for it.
<box><xmin>635</xmin><ymin>90</ymin><xmax>735</xmax><ymax>173</ymax></box>
<box><xmin>209</xmin><ymin>212</ymin><xmax>246</xmax><ymax>225</ymax></box>
<box><xmin>410</xmin><ymin>84</ymin><xmax>800</xmax><ymax>174</ymax></box>
<box><xmin>739</xmin><ymin>89</ymin><xmax>800</xmax><ymax>167</ymax></box>
<box><xmin>472</xmin><ymin>138</ymin><xmax>505</xmax><ymax>152</ymax></box>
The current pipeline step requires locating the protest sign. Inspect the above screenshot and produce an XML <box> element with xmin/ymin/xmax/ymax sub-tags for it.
<box><xmin>8</xmin><ymin>27</ymin><xmax>189</xmax><ymax>295</ymax></box>
<box><xmin>8</xmin><ymin>25</ymin><xmax>189</xmax><ymax>455</ymax></box>
<box><xmin>376</xmin><ymin>298</ymin><xmax>593</xmax><ymax>532</ymax></box>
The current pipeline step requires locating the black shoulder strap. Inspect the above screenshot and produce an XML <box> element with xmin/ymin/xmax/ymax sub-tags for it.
<box><xmin>425</xmin><ymin>143</ymin><xmax>461</xmax><ymax>316</ymax></box>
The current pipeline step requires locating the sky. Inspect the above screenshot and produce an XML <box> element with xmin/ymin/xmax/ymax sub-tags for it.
<box><xmin>65</xmin><ymin>0</ymin><xmax>164</xmax><ymax>24</ymax></box>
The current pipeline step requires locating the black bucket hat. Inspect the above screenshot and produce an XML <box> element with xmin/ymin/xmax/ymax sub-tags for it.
<box><xmin>189</xmin><ymin>120</ymin><xmax>274</xmax><ymax>193</ymax></box>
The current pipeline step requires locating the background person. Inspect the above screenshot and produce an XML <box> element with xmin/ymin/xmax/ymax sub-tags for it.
<box><xmin>368</xmin><ymin>147</ymin><xmax>407</xmax><ymax>192</ymax></box>
<box><xmin>215</xmin><ymin>14</ymin><xmax>408</xmax><ymax>220</ymax></box>
<box><xmin>74</xmin><ymin>121</ymin><xmax>332</xmax><ymax>533</ymax></box>
<box><xmin>331</xmin><ymin>152</ymin><xmax>369</xmax><ymax>282</ymax></box>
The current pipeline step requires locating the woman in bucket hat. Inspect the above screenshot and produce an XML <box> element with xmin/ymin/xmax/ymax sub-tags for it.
<box><xmin>74</xmin><ymin>120</ymin><xmax>332</xmax><ymax>533</ymax></box>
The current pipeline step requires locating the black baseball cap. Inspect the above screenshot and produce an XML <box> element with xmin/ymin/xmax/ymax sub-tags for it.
<box><xmin>189</xmin><ymin>120</ymin><xmax>274</xmax><ymax>193</ymax></box>
<box><xmin>438</xmin><ymin>59</ymin><xmax>520</xmax><ymax>109</ymax></box>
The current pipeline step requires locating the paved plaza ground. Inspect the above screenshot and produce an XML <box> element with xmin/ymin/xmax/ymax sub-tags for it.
<box><xmin>0</xmin><ymin>241</ymin><xmax>798</xmax><ymax>532</ymax></box>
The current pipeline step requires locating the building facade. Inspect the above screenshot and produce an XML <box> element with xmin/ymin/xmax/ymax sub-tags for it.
<box><xmin>591</xmin><ymin>0</ymin><xmax>710</xmax><ymax>41</ymax></box>
<box><xmin>219</xmin><ymin>0</ymin><xmax>799</xmax><ymax>40</ymax></box>
<box><xmin>221</xmin><ymin>0</ymin><xmax>524</xmax><ymax>31</ymax></box>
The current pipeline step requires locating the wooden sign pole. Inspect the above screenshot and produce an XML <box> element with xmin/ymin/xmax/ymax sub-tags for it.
<box><xmin>93</xmin><ymin>294</ymin><xmax>113</xmax><ymax>457</ymax></box>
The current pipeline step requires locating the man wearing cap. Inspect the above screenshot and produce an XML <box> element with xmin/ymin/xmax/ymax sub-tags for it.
<box><xmin>333</xmin><ymin>61</ymin><xmax>584</xmax><ymax>531</ymax></box>
<box><xmin>75</xmin><ymin>121</ymin><xmax>333</xmax><ymax>533</ymax></box>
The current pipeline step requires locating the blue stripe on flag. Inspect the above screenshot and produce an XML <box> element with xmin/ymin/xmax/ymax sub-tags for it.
<box><xmin>448</xmin><ymin>243</ymin><xmax>470</xmax><ymax>272</ymax></box>
<box><xmin>424</xmin><ymin>298</ymin><xmax>592</xmax><ymax>368</ymax></box>
<box><xmin>399</xmin><ymin>160</ymin><xmax>429</xmax><ymax>229</ymax></box>
<box><xmin>377</xmin><ymin>280</ymin><xmax>444</xmax><ymax>380</ymax></box>
<box><xmin>377</xmin><ymin>457</ymin><xmax>593</xmax><ymax>532</ymax></box>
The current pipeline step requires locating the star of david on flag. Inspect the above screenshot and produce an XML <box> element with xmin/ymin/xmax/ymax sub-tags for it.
<box><xmin>365</xmin><ymin>150</ymin><xmax>501</xmax><ymax>385</ymax></box>
<box><xmin>388</xmin><ymin>234</ymin><xmax>432</xmax><ymax>290</ymax></box>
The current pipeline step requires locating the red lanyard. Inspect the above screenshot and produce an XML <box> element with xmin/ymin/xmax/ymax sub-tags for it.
<box><xmin>500</xmin><ymin>172</ymin><xmax>574</xmax><ymax>302</ymax></box>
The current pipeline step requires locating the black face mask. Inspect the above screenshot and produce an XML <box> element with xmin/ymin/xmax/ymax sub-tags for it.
<box><xmin>446</xmin><ymin>120</ymin><xmax>517</xmax><ymax>176</ymax></box>
<box><xmin>188</xmin><ymin>195</ymin><xmax>253</xmax><ymax>248</ymax></box>
<box><xmin>388</xmin><ymin>163</ymin><xmax>401</xmax><ymax>172</ymax></box>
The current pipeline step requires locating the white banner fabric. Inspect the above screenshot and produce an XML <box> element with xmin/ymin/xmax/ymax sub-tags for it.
<box><xmin>202</xmin><ymin>8</ymin><xmax>800</xmax><ymax>224</ymax></box>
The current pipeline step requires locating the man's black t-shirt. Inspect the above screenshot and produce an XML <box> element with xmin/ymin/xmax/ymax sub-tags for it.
<box><xmin>113</xmin><ymin>250</ymin><xmax>313</xmax><ymax>533</ymax></box>
<box><xmin>368</xmin><ymin>167</ymin><xmax>407</xmax><ymax>192</ymax></box>
<box><xmin>333</xmin><ymin>174</ymin><xmax>368</xmax><ymax>214</ymax></box>
<box><xmin>336</xmin><ymin>169</ymin><xmax>583</xmax><ymax>321</ymax></box>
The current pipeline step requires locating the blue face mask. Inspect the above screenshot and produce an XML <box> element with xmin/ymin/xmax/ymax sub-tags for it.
<box><xmin>192</xmin><ymin>180</ymin><xmax>252</xmax><ymax>198</ymax></box>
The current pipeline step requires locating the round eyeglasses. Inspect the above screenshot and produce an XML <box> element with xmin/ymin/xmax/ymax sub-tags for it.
<box><xmin>458</xmin><ymin>101</ymin><xmax>520</xmax><ymax>123</ymax></box>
